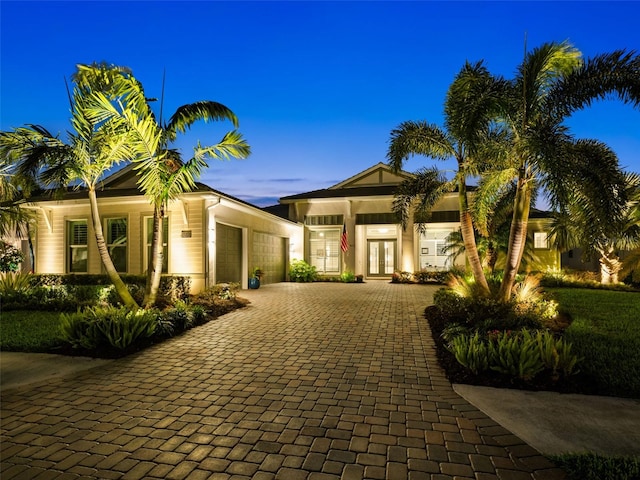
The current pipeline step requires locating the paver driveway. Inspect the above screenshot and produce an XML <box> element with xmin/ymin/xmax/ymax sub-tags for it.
<box><xmin>1</xmin><ymin>282</ymin><xmax>565</xmax><ymax>480</ymax></box>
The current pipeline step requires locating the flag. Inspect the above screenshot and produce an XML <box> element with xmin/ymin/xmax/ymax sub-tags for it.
<box><xmin>340</xmin><ymin>223</ymin><xmax>348</xmax><ymax>252</ymax></box>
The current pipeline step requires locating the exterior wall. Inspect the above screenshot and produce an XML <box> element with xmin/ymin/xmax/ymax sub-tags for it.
<box><xmin>286</xmin><ymin>193</ymin><xmax>463</xmax><ymax>279</ymax></box>
<box><xmin>205</xmin><ymin>197</ymin><xmax>303</xmax><ymax>289</ymax></box>
<box><xmin>525</xmin><ymin>219</ymin><xmax>561</xmax><ymax>272</ymax></box>
<box><xmin>28</xmin><ymin>192</ymin><xmax>303</xmax><ymax>293</ymax></box>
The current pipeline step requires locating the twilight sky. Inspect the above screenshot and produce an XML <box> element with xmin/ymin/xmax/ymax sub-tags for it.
<box><xmin>1</xmin><ymin>1</ymin><xmax>639</xmax><ymax>207</ymax></box>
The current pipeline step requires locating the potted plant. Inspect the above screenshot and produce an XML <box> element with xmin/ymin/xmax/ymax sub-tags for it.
<box><xmin>249</xmin><ymin>267</ymin><xmax>263</xmax><ymax>289</ymax></box>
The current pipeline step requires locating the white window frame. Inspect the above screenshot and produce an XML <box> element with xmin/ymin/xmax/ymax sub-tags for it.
<box><xmin>308</xmin><ymin>227</ymin><xmax>340</xmax><ymax>274</ymax></box>
<box><xmin>105</xmin><ymin>217</ymin><xmax>128</xmax><ymax>273</ymax></box>
<box><xmin>67</xmin><ymin>219</ymin><xmax>88</xmax><ymax>273</ymax></box>
<box><xmin>534</xmin><ymin>231</ymin><xmax>549</xmax><ymax>250</ymax></box>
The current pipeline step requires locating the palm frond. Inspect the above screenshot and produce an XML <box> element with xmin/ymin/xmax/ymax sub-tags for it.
<box><xmin>549</xmin><ymin>49</ymin><xmax>640</xmax><ymax>117</ymax></box>
<box><xmin>392</xmin><ymin>167</ymin><xmax>453</xmax><ymax>232</ymax></box>
<box><xmin>386</xmin><ymin>121</ymin><xmax>455</xmax><ymax>172</ymax></box>
<box><xmin>192</xmin><ymin>130</ymin><xmax>251</xmax><ymax>162</ymax></box>
<box><xmin>164</xmin><ymin>101</ymin><xmax>240</xmax><ymax>142</ymax></box>
<box><xmin>445</xmin><ymin>61</ymin><xmax>507</xmax><ymax>154</ymax></box>
<box><xmin>473</xmin><ymin>168</ymin><xmax>518</xmax><ymax>235</ymax></box>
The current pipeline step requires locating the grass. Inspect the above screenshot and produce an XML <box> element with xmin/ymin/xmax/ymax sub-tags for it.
<box><xmin>550</xmin><ymin>453</ymin><xmax>640</xmax><ymax>480</ymax></box>
<box><xmin>0</xmin><ymin>310</ymin><xmax>65</xmax><ymax>352</ymax></box>
<box><xmin>548</xmin><ymin>288</ymin><xmax>640</xmax><ymax>398</ymax></box>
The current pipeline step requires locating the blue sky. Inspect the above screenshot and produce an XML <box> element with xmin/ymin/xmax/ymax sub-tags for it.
<box><xmin>1</xmin><ymin>1</ymin><xmax>639</xmax><ymax>207</ymax></box>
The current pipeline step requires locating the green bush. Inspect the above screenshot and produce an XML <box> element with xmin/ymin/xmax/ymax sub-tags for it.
<box><xmin>340</xmin><ymin>270</ymin><xmax>356</xmax><ymax>283</ymax></box>
<box><xmin>447</xmin><ymin>332</ymin><xmax>489</xmax><ymax>374</ymax></box>
<box><xmin>488</xmin><ymin>330</ymin><xmax>545</xmax><ymax>381</ymax></box>
<box><xmin>0</xmin><ymin>241</ymin><xmax>24</xmax><ymax>273</ymax></box>
<box><xmin>60</xmin><ymin>306</ymin><xmax>157</xmax><ymax>351</ymax></box>
<box><xmin>289</xmin><ymin>259</ymin><xmax>317</xmax><ymax>282</ymax></box>
<box><xmin>446</xmin><ymin>328</ymin><xmax>582</xmax><ymax>382</ymax></box>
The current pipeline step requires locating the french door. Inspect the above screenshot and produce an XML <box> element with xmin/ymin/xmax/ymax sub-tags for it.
<box><xmin>367</xmin><ymin>239</ymin><xmax>396</xmax><ymax>277</ymax></box>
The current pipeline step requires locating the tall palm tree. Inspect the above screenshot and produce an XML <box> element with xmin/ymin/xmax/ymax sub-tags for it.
<box><xmin>0</xmin><ymin>64</ymin><xmax>140</xmax><ymax>309</ymax></box>
<box><xmin>477</xmin><ymin>43</ymin><xmax>640</xmax><ymax>301</ymax></box>
<box><xmin>388</xmin><ymin>61</ymin><xmax>506</xmax><ymax>296</ymax></box>
<box><xmin>84</xmin><ymin>73</ymin><xmax>251</xmax><ymax>307</ymax></box>
<box><xmin>552</xmin><ymin>170</ymin><xmax>640</xmax><ymax>284</ymax></box>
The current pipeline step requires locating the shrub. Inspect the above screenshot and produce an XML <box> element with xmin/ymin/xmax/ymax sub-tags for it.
<box><xmin>0</xmin><ymin>272</ymin><xmax>32</xmax><ymax>294</ymax></box>
<box><xmin>289</xmin><ymin>259</ymin><xmax>317</xmax><ymax>282</ymax></box>
<box><xmin>340</xmin><ymin>270</ymin><xmax>356</xmax><ymax>283</ymax></box>
<box><xmin>488</xmin><ymin>330</ymin><xmax>545</xmax><ymax>381</ymax></box>
<box><xmin>447</xmin><ymin>332</ymin><xmax>489</xmax><ymax>375</ymax></box>
<box><xmin>446</xmin><ymin>328</ymin><xmax>582</xmax><ymax>382</ymax></box>
<box><xmin>0</xmin><ymin>241</ymin><xmax>24</xmax><ymax>273</ymax></box>
<box><xmin>60</xmin><ymin>306</ymin><xmax>157</xmax><ymax>351</ymax></box>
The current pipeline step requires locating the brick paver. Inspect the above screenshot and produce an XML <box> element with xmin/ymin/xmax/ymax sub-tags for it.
<box><xmin>0</xmin><ymin>282</ymin><xmax>566</xmax><ymax>479</ymax></box>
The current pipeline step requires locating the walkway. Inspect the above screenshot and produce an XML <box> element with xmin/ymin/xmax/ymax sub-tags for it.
<box><xmin>0</xmin><ymin>282</ymin><xmax>565</xmax><ymax>479</ymax></box>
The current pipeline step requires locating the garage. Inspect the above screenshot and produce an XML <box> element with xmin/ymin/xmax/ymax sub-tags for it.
<box><xmin>216</xmin><ymin>223</ymin><xmax>242</xmax><ymax>284</ymax></box>
<box><xmin>252</xmin><ymin>231</ymin><xmax>287</xmax><ymax>284</ymax></box>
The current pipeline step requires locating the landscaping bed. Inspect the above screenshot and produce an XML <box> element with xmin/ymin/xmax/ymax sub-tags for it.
<box><xmin>427</xmin><ymin>285</ymin><xmax>640</xmax><ymax>399</ymax></box>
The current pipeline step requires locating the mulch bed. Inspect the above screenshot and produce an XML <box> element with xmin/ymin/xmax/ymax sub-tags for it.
<box><xmin>424</xmin><ymin>305</ymin><xmax>599</xmax><ymax>395</ymax></box>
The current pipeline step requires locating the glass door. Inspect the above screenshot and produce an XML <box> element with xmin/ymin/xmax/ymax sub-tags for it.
<box><xmin>367</xmin><ymin>240</ymin><xmax>396</xmax><ymax>277</ymax></box>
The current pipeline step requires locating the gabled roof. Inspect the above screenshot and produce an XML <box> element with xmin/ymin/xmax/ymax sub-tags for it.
<box><xmin>280</xmin><ymin>162</ymin><xmax>411</xmax><ymax>202</ymax></box>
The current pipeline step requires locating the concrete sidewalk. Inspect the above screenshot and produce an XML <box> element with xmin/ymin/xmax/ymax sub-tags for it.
<box><xmin>0</xmin><ymin>283</ymin><xmax>598</xmax><ymax>479</ymax></box>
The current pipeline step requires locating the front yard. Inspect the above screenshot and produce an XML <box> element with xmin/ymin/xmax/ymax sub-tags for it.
<box><xmin>428</xmin><ymin>286</ymin><xmax>640</xmax><ymax>399</ymax></box>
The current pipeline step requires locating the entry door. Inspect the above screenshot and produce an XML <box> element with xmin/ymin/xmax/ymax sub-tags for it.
<box><xmin>367</xmin><ymin>240</ymin><xmax>396</xmax><ymax>277</ymax></box>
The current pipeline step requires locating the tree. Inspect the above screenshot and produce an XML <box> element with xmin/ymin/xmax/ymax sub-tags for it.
<box><xmin>0</xmin><ymin>64</ymin><xmax>140</xmax><ymax>309</ymax></box>
<box><xmin>83</xmin><ymin>72</ymin><xmax>251</xmax><ymax>307</ymax></box>
<box><xmin>475</xmin><ymin>43</ymin><xmax>640</xmax><ymax>301</ymax></box>
<box><xmin>552</xmin><ymin>170</ymin><xmax>640</xmax><ymax>284</ymax></box>
<box><xmin>388</xmin><ymin>62</ymin><xmax>506</xmax><ymax>296</ymax></box>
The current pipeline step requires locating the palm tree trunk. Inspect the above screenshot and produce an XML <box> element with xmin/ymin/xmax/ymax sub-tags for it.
<box><xmin>143</xmin><ymin>206</ymin><xmax>164</xmax><ymax>308</ymax></box>
<box><xmin>499</xmin><ymin>177</ymin><xmax>532</xmax><ymax>302</ymax></box>
<box><xmin>599</xmin><ymin>246</ymin><xmax>622</xmax><ymax>284</ymax></box>
<box><xmin>458</xmin><ymin>181</ymin><xmax>490</xmax><ymax>295</ymax></box>
<box><xmin>486</xmin><ymin>241</ymin><xmax>498</xmax><ymax>274</ymax></box>
<box><xmin>88</xmin><ymin>187</ymin><xmax>139</xmax><ymax>310</ymax></box>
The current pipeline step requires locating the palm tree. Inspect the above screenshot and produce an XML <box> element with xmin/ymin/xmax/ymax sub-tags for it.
<box><xmin>552</xmin><ymin>170</ymin><xmax>640</xmax><ymax>284</ymax></box>
<box><xmin>477</xmin><ymin>43</ymin><xmax>640</xmax><ymax>301</ymax></box>
<box><xmin>84</xmin><ymin>73</ymin><xmax>251</xmax><ymax>307</ymax></box>
<box><xmin>388</xmin><ymin>61</ymin><xmax>506</xmax><ymax>296</ymax></box>
<box><xmin>0</xmin><ymin>163</ymin><xmax>34</xmax><ymax>240</ymax></box>
<box><xmin>0</xmin><ymin>64</ymin><xmax>140</xmax><ymax>309</ymax></box>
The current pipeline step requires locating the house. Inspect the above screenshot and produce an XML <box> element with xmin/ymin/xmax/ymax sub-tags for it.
<box><xmin>23</xmin><ymin>165</ymin><xmax>303</xmax><ymax>292</ymax></box>
<box><xmin>17</xmin><ymin>162</ymin><xmax>560</xmax><ymax>289</ymax></box>
<box><xmin>277</xmin><ymin>163</ymin><xmax>560</xmax><ymax>278</ymax></box>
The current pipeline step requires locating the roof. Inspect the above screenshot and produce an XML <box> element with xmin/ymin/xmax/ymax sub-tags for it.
<box><xmin>280</xmin><ymin>184</ymin><xmax>401</xmax><ymax>202</ymax></box>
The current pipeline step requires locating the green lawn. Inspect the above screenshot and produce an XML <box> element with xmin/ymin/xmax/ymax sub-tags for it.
<box><xmin>551</xmin><ymin>453</ymin><xmax>640</xmax><ymax>480</ymax></box>
<box><xmin>0</xmin><ymin>310</ymin><xmax>65</xmax><ymax>352</ymax></box>
<box><xmin>548</xmin><ymin>288</ymin><xmax>640</xmax><ymax>398</ymax></box>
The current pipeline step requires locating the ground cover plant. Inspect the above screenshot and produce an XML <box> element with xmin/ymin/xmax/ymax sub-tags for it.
<box><xmin>0</xmin><ymin>282</ymin><xmax>248</xmax><ymax>358</ymax></box>
<box><xmin>428</xmin><ymin>275</ymin><xmax>640</xmax><ymax>398</ymax></box>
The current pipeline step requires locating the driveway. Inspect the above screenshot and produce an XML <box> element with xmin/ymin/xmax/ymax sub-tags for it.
<box><xmin>0</xmin><ymin>282</ymin><xmax>564</xmax><ymax>479</ymax></box>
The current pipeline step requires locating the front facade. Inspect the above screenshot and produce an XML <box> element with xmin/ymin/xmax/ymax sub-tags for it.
<box><xmin>17</xmin><ymin>162</ymin><xmax>560</xmax><ymax>289</ymax></box>
<box><xmin>25</xmin><ymin>166</ymin><xmax>303</xmax><ymax>292</ymax></box>
<box><xmin>279</xmin><ymin>163</ymin><xmax>560</xmax><ymax>279</ymax></box>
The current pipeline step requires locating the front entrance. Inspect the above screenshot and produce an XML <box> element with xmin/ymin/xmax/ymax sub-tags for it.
<box><xmin>367</xmin><ymin>239</ymin><xmax>396</xmax><ymax>277</ymax></box>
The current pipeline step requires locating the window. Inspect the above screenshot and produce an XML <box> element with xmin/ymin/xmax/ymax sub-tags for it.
<box><xmin>308</xmin><ymin>229</ymin><xmax>340</xmax><ymax>274</ymax></box>
<box><xmin>145</xmin><ymin>216</ymin><xmax>168</xmax><ymax>273</ymax></box>
<box><xmin>106</xmin><ymin>217</ymin><xmax>127</xmax><ymax>272</ymax></box>
<box><xmin>534</xmin><ymin>232</ymin><xmax>549</xmax><ymax>249</ymax></box>
<box><xmin>68</xmin><ymin>220</ymin><xmax>88</xmax><ymax>273</ymax></box>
